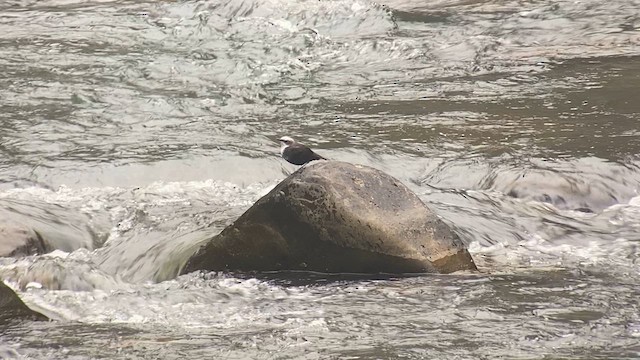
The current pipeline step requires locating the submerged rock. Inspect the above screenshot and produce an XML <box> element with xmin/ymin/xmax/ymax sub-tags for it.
<box><xmin>0</xmin><ymin>281</ymin><xmax>48</xmax><ymax>323</ymax></box>
<box><xmin>502</xmin><ymin>172</ymin><xmax>619</xmax><ymax>213</ymax></box>
<box><xmin>0</xmin><ymin>223</ymin><xmax>47</xmax><ymax>257</ymax></box>
<box><xmin>0</xmin><ymin>198</ymin><xmax>104</xmax><ymax>257</ymax></box>
<box><xmin>182</xmin><ymin>161</ymin><xmax>476</xmax><ymax>274</ymax></box>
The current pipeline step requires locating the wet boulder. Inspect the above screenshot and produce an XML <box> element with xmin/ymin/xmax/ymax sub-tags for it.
<box><xmin>182</xmin><ymin>161</ymin><xmax>476</xmax><ymax>274</ymax></box>
<box><xmin>0</xmin><ymin>281</ymin><xmax>48</xmax><ymax>322</ymax></box>
<box><xmin>0</xmin><ymin>223</ymin><xmax>47</xmax><ymax>257</ymax></box>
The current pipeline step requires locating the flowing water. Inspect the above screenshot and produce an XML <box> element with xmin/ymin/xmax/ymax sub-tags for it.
<box><xmin>1</xmin><ymin>0</ymin><xmax>640</xmax><ymax>358</ymax></box>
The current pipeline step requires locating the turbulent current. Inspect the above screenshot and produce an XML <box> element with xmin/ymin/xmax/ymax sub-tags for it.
<box><xmin>1</xmin><ymin>0</ymin><xmax>639</xmax><ymax>358</ymax></box>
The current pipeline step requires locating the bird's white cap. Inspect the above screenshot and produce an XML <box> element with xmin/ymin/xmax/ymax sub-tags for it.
<box><xmin>278</xmin><ymin>136</ymin><xmax>295</xmax><ymax>143</ymax></box>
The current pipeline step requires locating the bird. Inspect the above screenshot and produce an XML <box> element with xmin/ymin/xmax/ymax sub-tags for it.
<box><xmin>278</xmin><ymin>136</ymin><xmax>326</xmax><ymax>165</ymax></box>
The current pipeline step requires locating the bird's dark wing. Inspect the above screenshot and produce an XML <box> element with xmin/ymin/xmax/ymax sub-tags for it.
<box><xmin>283</xmin><ymin>144</ymin><xmax>326</xmax><ymax>165</ymax></box>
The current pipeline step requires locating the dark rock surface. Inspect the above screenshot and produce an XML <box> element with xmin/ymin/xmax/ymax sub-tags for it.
<box><xmin>0</xmin><ymin>280</ymin><xmax>48</xmax><ymax>323</ymax></box>
<box><xmin>182</xmin><ymin>161</ymin><xmax>476</xmax><ymax>274</ymax></box>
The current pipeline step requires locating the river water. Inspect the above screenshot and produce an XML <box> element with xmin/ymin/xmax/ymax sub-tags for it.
<box><xmin>1</xmin><ymin>0</ymin><xmax>639</xmax><ymax>358</ymax></box>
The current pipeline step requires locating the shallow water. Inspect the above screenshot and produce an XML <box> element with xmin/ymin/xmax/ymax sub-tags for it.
<box><xmin>1</xmin><ymin>0</ymin><xmax>639</xmax><ymax>358</ymax></box>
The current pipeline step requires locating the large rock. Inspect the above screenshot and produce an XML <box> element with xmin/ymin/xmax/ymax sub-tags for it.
<box><xmin>0</xmin><ymin>280</ymin><xmax>48</xmax><ymax>323</ymax></box>
<box><xmin>182</xmin><ymin>161</ymin><xmax>476</xmax><ymax>274</ymax></box>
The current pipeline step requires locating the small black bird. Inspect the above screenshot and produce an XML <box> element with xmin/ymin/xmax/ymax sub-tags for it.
<box><xmin>278</xmin><ymin>136</ymin><xmax>326</xmax><ymax>165</ymax></box>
